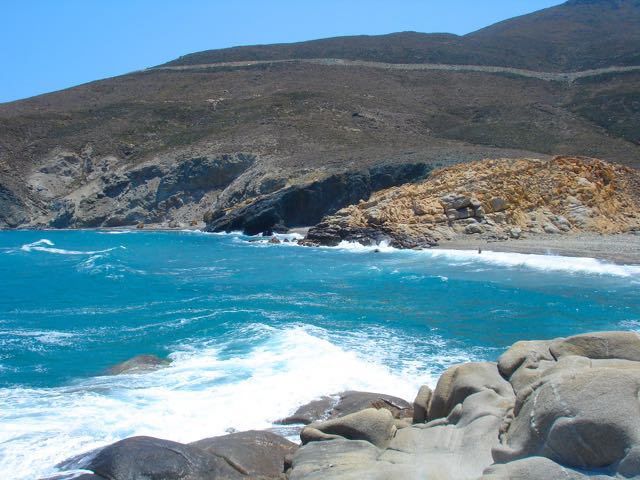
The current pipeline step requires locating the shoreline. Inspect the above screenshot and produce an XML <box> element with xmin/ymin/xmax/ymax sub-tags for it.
<box><xmin>3</xmin><ymin>226</ymin><xmax>640</xmax><ymax>265</ymax></box>
<box><xmin>434</xmin><ymin>232</ymin><xmax>640</xmax><ymax>265</ymax></box>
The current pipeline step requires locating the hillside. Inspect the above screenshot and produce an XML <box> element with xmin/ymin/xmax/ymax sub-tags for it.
<box><xmin>0</xmin><ymin>0</ymin><xmax>639</xmax><ymax>231</ymax></box>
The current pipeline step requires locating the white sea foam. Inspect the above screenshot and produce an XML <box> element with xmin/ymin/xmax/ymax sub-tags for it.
<box><xmin>0</xmin><ymin>325</ymin><xmax>434</xmax><ymax>480</ymax></box>
<box><xmin>98</xmin><ymin>230</ymin><xmax>132</xmax><ymax>235</ymax></box>
<box><xmin>20</xmin><ymin>239</ymin><xmax>121</xmax><ymax>256</ymax></box>
<box><xmin>1</xmin><ymin>329</ymin><xmax>76</xmax><ymax>345</ymax></box>
<box><xmin>180</xmin><ymin>229</ymin><xmax>243</xmax><ymax>236</ymax></box>
<box><xmin>274</xmin><ymin>232</ymin><xmax>304</xmax><ymax>241</ymax></box>
<box><xmin>319</xmin><ymin>239</ymin><xmax>640</xmax><ymax>277</ymax></box>
<box><xmin>331</xmin><ymin>240</ymin><xmax>398</xmax><ymax>253</ymax></box>
<box><xmin>425</xmin><ymin>249</ymin><xmax>640</xmax><ymax>277</ymax></box>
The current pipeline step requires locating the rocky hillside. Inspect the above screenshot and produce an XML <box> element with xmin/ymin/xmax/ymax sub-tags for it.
<box><xmin>1</xmin><ymin>0</ymin><xmax>640</xmax><ymax>230</ymax></box>
<box><xmin>304</xmin><ymin>156</ymin><xmax>640</xmax><ymax>248</ymax></box>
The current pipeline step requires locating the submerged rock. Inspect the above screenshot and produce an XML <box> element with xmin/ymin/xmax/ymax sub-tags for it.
<box><xmin>106</xmin><ymin>354</ymin><xmax>171</xmax><ymax>375</ymax></box>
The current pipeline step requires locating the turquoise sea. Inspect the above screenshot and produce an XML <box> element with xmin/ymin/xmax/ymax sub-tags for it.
<box><xmin>1</xmin><ymin>230</ymin><xmax>639</xmax><ymax>479</ymax></box>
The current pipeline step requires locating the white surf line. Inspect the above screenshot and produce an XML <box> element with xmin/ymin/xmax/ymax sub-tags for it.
<box><xmin>151</xmin><ymin>58</ymin><xmax>640</xmax><ymax>83</ymax></box>
<box><xmin>315</xmin><ymin>240</ymin><xmax>640</xmax><ymax>277</ymax></box>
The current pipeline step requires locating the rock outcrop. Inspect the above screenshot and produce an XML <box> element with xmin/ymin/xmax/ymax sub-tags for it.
<box><xmin>286</xmin><ymin>331</ymin><xmax>640</xmax><ymax>480</ymax></box>
<box><xmin>204</xmin><ymin>163</ymin><xmax>432</xmax><ymax>235</ymax></box>
<box><xmin>30</xmin><ymin>152</ymin><xmax>256</xmax><ymax>228</ymax></box>
<box><xmin>303</xmin><ymin>156</ymin><xmax>640</xmax><ymax>248</ymax></box>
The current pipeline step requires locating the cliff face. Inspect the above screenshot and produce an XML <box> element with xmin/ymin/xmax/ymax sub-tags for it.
<box><xmin>304</xmin><ymin>157</ymin><xmax>640</xmax><ymax>248</ymax></box>
<box><xmin>1</xmin><ymin>0</ymin><xmax>640</xmax><ymax>230</ymax></box>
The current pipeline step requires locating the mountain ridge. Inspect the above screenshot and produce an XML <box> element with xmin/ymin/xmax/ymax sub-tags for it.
<box><xmin>163</xmin><ymin>1</ymin><xmax>640</xmax><ymax>72</ymax></box>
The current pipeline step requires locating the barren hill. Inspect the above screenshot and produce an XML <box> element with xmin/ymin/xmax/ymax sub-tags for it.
<box><xmin>0</xmin><ymin>0</ymin><xmax>639</xmax><ymax>231</ymax></box>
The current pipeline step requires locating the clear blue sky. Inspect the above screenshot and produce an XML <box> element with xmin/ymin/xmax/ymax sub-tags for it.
<box><xmin>2</xmin><ymin>0</ymin><xmax>564</xmax><ymax>103</ymax></box>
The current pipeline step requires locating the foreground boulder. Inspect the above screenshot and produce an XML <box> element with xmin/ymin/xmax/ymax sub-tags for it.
<box><xmin>301</xmin><ymin>408</ymin><xmax>397</xmax><ymax>449</ymax></box>
<box><xmin>190</xmin><ymin>430</ymin><xmax>297</xmax><ymax>477</ymax></box>
<box><xmin>287</xmin><ymin>331</ymin><xmax>640</xmax><ymax>479</ymax></box>
<box><xmin>491</xmin><ymin>331</ymin><xmax>640</xmax><ymax>478</ymax></box>
<box><xmin>62</xmin><ymin>430</ymin><xmax>299</xmax><ymax>480</ymax></box>
<box><xmin>290</xmin><ymin>361</ymin><xmax>515</xmax><ymax>479</ymax></box>
<box><xmin>86</xmin><ymin>436</ymin><xmax>244</xmax><ymax>480</ymax></box>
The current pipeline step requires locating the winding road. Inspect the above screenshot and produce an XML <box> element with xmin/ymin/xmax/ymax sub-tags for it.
<box><xmin>153</xmin><ymin>57</ymin><xmax>640</xmax><ymax>83</ymax></box>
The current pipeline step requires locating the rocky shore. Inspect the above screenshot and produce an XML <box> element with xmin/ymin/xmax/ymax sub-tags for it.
<box><xmin>51</xmin><ymin>330</ymin><xmax>640</xmax><ymax>479</ymax></box>
<box><xmin>302</xmin><ymin>156</ymin><xmax>640</xmax><ymax>251</ymax></box>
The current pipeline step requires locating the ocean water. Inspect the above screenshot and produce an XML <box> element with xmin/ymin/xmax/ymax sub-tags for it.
<box><xmin>0</xmin><ymin>230</ymin><xmax>639</xmax><ymax>479</ymax></box>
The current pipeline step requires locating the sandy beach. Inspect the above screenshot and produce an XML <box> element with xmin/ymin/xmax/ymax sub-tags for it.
<box><xmin>437</xmin><ymin>233</ymin><xmax>640</xmax><ymax>265</ymax></box>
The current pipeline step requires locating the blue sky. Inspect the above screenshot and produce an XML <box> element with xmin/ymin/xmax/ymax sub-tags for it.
<box><xmin>2</xmin><ymin>0</ymin><xmax>564</xmax><ymax>103</ymax></box>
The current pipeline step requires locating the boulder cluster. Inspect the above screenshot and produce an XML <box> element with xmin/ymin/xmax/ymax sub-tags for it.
<box><xmin>290</xmin><ymin>331</ymin><xmax>640</xmax><ymax>479</ymax></box>
<box><xmin>57</xmin><ymin>331</ymin><xmax>640</xmax><ymax>479</ymax></box>
<box><xmin>303</xmin><ymin>156</ymin><xmax>640</xmax><ymax>248</ymax></box>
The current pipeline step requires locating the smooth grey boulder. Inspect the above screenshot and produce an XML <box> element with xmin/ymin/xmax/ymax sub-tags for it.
<box><xmin>380</xmin><ymin>388</ymin><xmax>514</xmax><ymax>480</ymax></box>
<box><xmin>427</xmin><ymin>362</ymin><xmax>513</xmax><ymax>420</ymax></box>
<box><xmin>411</xmin><ymin>385</ymin><xmax>432</xmax><ymax>424</ymax></box>
<box><xmin>40</xmin><ymin>475</ymin><xmax>107</xmax><ymax>480</ymax></box>
<box><xmin>493</xmin><ymin>367</ymin><xmax>640</xmax><ymax>474</ymax></box>
<box><xmin>549</xmin><ymin>331</ymin><xmax>640</xmax><ymax>361</ymax></box>
<box><xmin>301</xmin><ymin>408</ymin><xmax>396</xmax><ymax>449</ymax></box>
<box><xmin>481</xmin><ymin>456</ymin><xmax>615</xmax><ymax>479</ymax></box>
<box><xmin>190</xmin><ymin>430</ymin><xmax>297</xmax><ymax>478</ymax></box>
<box><xmin>106</xmin><ymin>354</ymin><xmax>171</xmax><ymax>375</ymax></box>
<box><xmin>331</xmin><ymin>391</ymin><xmax>412</xmax><ymax>419</ymax></box>
<box><xmin>291</xmin><ymin>387</ymin><xmax>515</xmax><ymax>480</ymax></box>
<box><xmin>287</xmin><ymin>331</ymin><xmax>640</xmax><ymax>480</ymax></box>
<box><xmin>497</xmin><ymin>339</ymin><xmax>555</xmax><ymax>379</ymax></box>
<box><xmin>288</xmin><ymin>439</ymin><xmax>387</xmax><ymax>480</ymax></box>
<box><xmin>86</xmin><ymin>436</ymin><xmax>244</xmax><ymax>480</ymax></box>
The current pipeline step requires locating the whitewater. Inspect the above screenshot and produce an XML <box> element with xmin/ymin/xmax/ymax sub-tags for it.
<box><xmin>0</xmin><ymin>230</ymin><xmax>638</xmax><ymax>479</ymax></box>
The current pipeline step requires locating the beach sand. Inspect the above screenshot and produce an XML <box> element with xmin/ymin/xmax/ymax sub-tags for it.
<box><xmin>437</xmin><ymin>233</ymin><xmax>640</xmax><ymax>265</ymax></box>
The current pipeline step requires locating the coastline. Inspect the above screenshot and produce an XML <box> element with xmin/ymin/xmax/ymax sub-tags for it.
<box><xmin>4</xmin><ymin>225</ymin><xmax>640</xmax><ymax>265</ymax></box>
<box><xmin>3</xmin><ymin>229</ymin><xmax>640</xmax><ymax>478</ymax></box>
